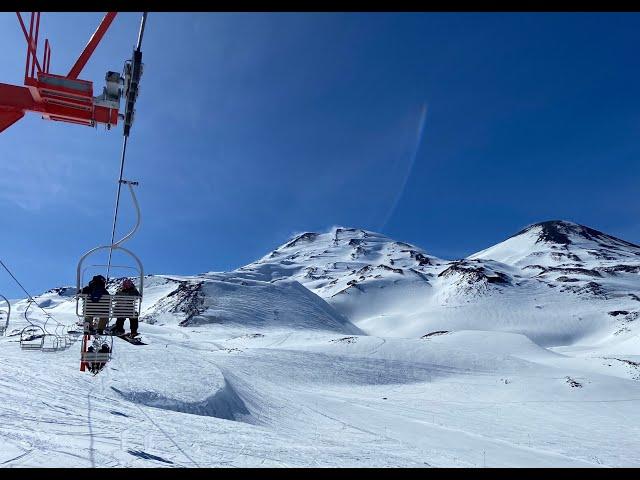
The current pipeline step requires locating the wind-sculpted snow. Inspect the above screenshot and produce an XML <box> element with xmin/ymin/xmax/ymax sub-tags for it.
<box><xmin>135</xmin><ymin>273</ymin><xmax>360</xmax><ymax>334</ymax></box>
<box><xmin>111</xmin><ymin>380</ymin><xmax>250</xmax><ymax>422</ymax></box>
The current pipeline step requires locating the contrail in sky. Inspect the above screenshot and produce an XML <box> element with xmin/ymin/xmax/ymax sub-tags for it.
<box><xmin>380</xmin><ymin>102</ymin><xmax>428</xmax><ymax>231</ymax></box>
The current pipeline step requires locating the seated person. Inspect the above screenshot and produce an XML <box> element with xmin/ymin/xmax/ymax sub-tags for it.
<box><xmin>80</xmin><ymin>275</ymin><xmax>109</xmax><ymax>334</ymax></box>
<box><xmin>87</xmin><ymin>343</ymin><xmax>111</xmax><ymax>374</ymax></box>
<box><xmin>110</xmin><ymin>278</ymin><xmax>141</xmax><ymax>338</ymax></box>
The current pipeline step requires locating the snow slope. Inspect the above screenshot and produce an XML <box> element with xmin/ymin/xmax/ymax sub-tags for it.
<box><xmin>2</xmin><ymin>312</ymin><xmax>639</xmax><ymax>467</ymax></box>
<box><xmin>1</xmin><ymin>220</ymin><xmax>640</xmax><ymax>467</ymax></box>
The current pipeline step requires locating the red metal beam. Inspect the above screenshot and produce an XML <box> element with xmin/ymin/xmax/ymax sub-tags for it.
<box><xmin>0</xmin><ymin>83</ymin><xmax>36</xmax><ymax>133</ymax></box>
<box><xmin>67</xmin><ymin>12</ymin><xmax>117</xmax><ymax>80</ymax></box>
<box><xmin>0</xmin><ymin>81</ymin><xmax>118</xmax><ymax>131</ymax></box>
<box><xmin>16</xmin><ymin>12</ymin><xmax>43</xmax><ymax>79</ymax></box>
<box><xmin>31</xmin><ymin>12</ymin><xmax>40</xmax><ymax>79</ymax></box>
<box><xmin>0</xmin><ymin>111</ymin><xmax>25</xmax><ymax>133</ymax></box>
<box><xmin>0</xmin><ymin>83</ymin><xmax>38</xmax><ymax>111</ymax></box>
<box><xmin>44</xmin><ymin>39</ymin><xmax>51</xmax><ymax>73</ymax></box>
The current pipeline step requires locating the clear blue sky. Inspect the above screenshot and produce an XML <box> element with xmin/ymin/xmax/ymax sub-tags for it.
<box><xmin>1</xmin><ymin>12</ymin><xmax>640</xmax><ymax>297</ymax></box>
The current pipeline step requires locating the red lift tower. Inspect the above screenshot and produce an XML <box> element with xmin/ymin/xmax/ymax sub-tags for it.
<box><xmin>0</xmin><ymin>12</ymin><xmax>124</xmax><ymax>133</ymax></box>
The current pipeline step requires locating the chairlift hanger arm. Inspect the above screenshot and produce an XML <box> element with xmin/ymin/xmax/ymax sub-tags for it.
<box><xmin>76</xmin><ymin>244</ymin><xmax>144</xmax><ymax>296</ymax></box>
<box><xmin>113</xmin><ymin>181</ymin><xmax>141</xmax><ymax>247</ymax></box>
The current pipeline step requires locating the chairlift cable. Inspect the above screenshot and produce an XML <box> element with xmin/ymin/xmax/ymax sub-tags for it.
<box><xmin>106</xmin><ymin>12</ymin><xmax>147</xmax><ymax>281</ymax></box>
<box><xmin>0</xmin><ymin>259</ymin><xmax>52</xmax><ymax>318</ymax></box>
<box><xmin>106</xmin><ymin>136</ymin><xmax>128</xmax><ymax>281</ymax></box>
<box><xmin>136</xmin><ymin>12</ymin><xmax>148</xmax><ymax>51</ymax></box>
<box><xmin>0</xmin><ymin>258</ymin><xmax>64</xmax><ymax>327</ymax></box>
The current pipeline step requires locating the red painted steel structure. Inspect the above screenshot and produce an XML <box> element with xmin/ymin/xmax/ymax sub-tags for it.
<box><xmin>0</xmin><ymin>12</ymin><xmax>120</xmax><ymax>133</ymax></box>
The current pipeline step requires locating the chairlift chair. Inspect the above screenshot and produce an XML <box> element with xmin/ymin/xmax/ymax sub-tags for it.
<box><xmin>76</xmin><ymin>181</ymin><xmax>143</xmax><ymax>372</ymax></box>
<box><xmin>19</xmin><ymin>302</ymin><xmax>45</xmax><ymax>350</ymax></box>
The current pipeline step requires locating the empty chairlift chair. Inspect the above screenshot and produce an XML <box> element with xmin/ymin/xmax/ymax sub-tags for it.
<box><xmin>19</xmin><ymin>301</ymin><xmax>45</xmax><ymax>350</ymax></box>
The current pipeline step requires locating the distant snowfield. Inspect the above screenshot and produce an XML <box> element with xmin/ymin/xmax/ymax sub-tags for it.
<box><xmin>1</xmin><ymin>221</ymin><xmax>640</xmax><ymax>467</ymax></box>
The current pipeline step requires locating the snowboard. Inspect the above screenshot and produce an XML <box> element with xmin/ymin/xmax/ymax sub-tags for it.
<box><xmin>115</xmin><ymin>334</ymin><xmax>147</xmax><ymax>345</ymax></box>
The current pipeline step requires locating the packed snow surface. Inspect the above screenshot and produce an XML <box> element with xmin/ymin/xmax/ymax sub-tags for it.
<box><xmin>1</xmin><ymin>220</ymin><xmax>640</xmax><ymax>467</ymax></box>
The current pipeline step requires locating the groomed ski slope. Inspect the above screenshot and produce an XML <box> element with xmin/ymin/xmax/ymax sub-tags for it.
<box><xmin>2</xmin><ymin>274</ymin><xmax>640</xmax><ymax>467</ymax></box>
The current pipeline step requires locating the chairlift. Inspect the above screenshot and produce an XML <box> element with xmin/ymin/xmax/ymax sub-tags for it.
<box><xmin>76</xmin><ymin>181</ymin><xmax>143</xmax><ymax>372</ymax></box>
<box><xmin>19</xmin><ymin>301</ymin><xmax>45</xmax><ymax>350</ymax></box>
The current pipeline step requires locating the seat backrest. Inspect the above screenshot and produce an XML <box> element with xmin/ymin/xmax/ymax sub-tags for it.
<box><xmin>112</xmin><ymin>295</ymin><xmax>139</xmax><ymax>318</ymax></box>
<box><xmin>78</xmin><ymin>294</ymin><xmax>140</xmax><ymax>319</ymax></box>
<box><xmin>80</xmin><ymin>294</ymin><xmax>111</xmax><ymax>317</ymax></box>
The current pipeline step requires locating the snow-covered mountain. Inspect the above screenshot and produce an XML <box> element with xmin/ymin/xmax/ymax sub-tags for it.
<box><xmin>470</xmin><ymin>220</ymin><xmax>640</xmax><ymax>305</ymax></box>
<box><xmin>470</xmin><ymin>220</ymin><xmax>640</xmax><ymax>337</ymax></box>
<box><xmin>236</xmin><ymin>227</ymin><xmax>445</xmax><ymax>330</ymax></box>
<box><xmin>232</xmin><ymin>222</ymin><xmax>640</xmax><ymax>345</ymax></box>
<box><xmin>236</xmin><ymin>228</ymin><xmax>520</xmax><ymax>334</ymax></box>
<box><xmin>471</xmin><ymin>220</ymin><xmax>640</xmax><ymax>267</ymax></box>
<box><xmin>12</xmin><ymin>220</ymin><xmax>639</xmax><ymax>346</ymax></box>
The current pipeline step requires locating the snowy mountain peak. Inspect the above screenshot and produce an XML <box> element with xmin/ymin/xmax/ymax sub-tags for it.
<box><xmin>513</xmin><ymin>220</ymin><xmax>640</xmax><ymax>250</ymax></box>
<box><xmin>282</xmin><ymin>232</ymin><xmax>321</xmax><ymax>249</ymax></box>
<box><xmin>471</xmin><ymin>220</ymin><xmax>640</xmax><ymax>268</ymax></box>
<box><xmin>241</xmin><ymin>227</ymin><xmax>444</xmax><ymax>308</ymax></box>
<box><xmin>257</xmin><ymin>226</ymin><xmax>438</xmax><ymax>266</ymax></box>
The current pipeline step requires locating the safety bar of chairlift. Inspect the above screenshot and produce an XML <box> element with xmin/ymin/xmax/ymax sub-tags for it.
<box><xmin>0</xmin><ymin>294</ymin><xmax>10</xmax><ymax>336</ymax></box>
<box><xmin>76</xmin><ymin>245</ymin><xmax>144</xmax><ymax>297</ymax></box>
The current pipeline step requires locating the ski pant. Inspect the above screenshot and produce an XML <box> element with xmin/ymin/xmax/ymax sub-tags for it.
<box><xmin>115</xmin><ymin>317</ymin><xmax>139</xmax><ymax>334</ymax></box>
<box><xmin>85</xmin><ymin>317</ymin><xmax>108</xmax><ymax>332</ymax></box>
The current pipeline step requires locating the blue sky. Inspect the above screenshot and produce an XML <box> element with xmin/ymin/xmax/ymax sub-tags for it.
<box><xmin>1</xmin><ymin>12</ymin><xmax>640</xmax><ymax>297</ymax></box>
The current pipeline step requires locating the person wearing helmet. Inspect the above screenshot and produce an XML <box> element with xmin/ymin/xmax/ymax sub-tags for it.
<box><xmin>80</xmin><ymin>275</ymin><xmax>110</xmax><ymax>334</ymax></box>
<box><xmin>109</xmin><ymin>278</ymin><xmax>141</xmax><ymax>337</ymax></box>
